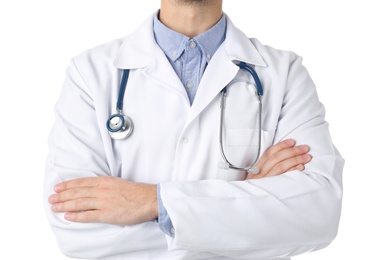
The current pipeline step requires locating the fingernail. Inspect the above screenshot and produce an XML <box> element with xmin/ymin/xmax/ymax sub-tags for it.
<box><xmin>286</xmin><ymin>139</ymin><xmax>295</xmax><ymax>145</ymax></box>
<box><xmin>48</xmin><ymin>195</ymin><xmax>56</xmax><ymax>203</ymax></box>
<box><xmin>298</xmin><ymin>145</ymin><xmax>309</xmax><ymax>152</ymax></box>
<box><xmin>64</xmin><ymin>213</ymin><xmax>73</xmax><ymax>221</ymax></box>
<box><xmin>54</xmin><ymin>184</ymin><xmax>61</xmax><ymax>192</ymax></box>
<box><xmin>303</xmin><ymin>154</ymin><xmax>312</xmax><ymax>161</ymax></box>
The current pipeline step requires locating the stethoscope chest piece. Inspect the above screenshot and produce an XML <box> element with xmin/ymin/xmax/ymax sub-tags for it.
<box><xmin>106</xmin><ymin>113</ymin><xmax>134</xmax><ymax>140</ymax></box>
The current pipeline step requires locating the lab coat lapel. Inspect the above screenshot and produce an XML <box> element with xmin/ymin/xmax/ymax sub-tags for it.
<box><xmin>184</xmin><ymin>16</ymin><xmax>267</xmax><ymax>128</ymax></box>
<box><xmin>144</xmin><ymin>48</ymin><xmax>189</xmax><ymax>103</ymax></box>
<box><xmin>185</xmin><ymin>46</ymin><xmax>238</xmax><ymax>127</ymax></box>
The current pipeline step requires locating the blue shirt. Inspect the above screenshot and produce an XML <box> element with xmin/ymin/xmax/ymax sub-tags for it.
<box><xmin>153</xmin><ymin>12</ymin><xmax>227</xmax><ymax>237</ymax></box>
<box><xmin>153</xmin><ymin>12</ymin><xmax>226</xmax><ymax>104</ymax></box>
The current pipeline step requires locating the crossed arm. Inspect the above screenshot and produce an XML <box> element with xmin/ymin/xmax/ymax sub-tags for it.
<box><xmin>48</xmin><ymin>138</ymin><xmax>311</xmax><ymax>225</ymax></box>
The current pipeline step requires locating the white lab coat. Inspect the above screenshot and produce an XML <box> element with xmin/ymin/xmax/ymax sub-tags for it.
<box><xmin>44</xmin><ymin>13</ymin><xmax>344</xmax><ymax>260</ymax></box>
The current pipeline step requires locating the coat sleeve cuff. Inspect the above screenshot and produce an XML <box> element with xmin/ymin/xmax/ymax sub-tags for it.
<box><xmin>156</xmin><ymin>184</ymin><xmax>175</xmax><ymax>237</ymax></box>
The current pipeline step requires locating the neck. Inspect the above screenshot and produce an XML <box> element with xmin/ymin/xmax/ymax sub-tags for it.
<box><xmin>159</xmin><ymin>0</ymin><xmax>223</xmax><ymax>38</ymax></box>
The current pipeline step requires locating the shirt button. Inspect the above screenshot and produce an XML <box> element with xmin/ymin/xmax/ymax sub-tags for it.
<box><xmin>186</xmin><ymin>82</ymin><xmax>194</xmax><ymax>89</ymax></box>
<box><xmin>206</xmin><ymin>53</ymin><xmax>211</xmax><ymax>60</ymax></box>
<box><xmin>189</xmin><ymin>41</ymin><xmax>197</xmax><ymax>48</ymax></box>
<box><xmin>170</xmin><ymin>227</ymin><xmax>175</xmax><ymax>234</ymax></box>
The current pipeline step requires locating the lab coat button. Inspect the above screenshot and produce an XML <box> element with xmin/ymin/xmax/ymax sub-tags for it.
<box><xmin>182</xmin><ymin>137</ymin><xmax>189</xmax><ymax>143</ymax></box>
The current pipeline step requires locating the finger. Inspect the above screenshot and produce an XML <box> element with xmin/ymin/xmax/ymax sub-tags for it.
<box><xmin>247</xmin><ymin>162</ymin><xmax>306</xmax><ymax>180</ymax></box>
<box><xmin>64</xmin><ymin>210</ymin><xmax>104</xmax><ymax>223</ymax></box>
<box><xmin>51</xmin><ymin>198</ymin><xmax>99</xmax><ymax>213</ymax></box>
<box><xmin>245</xmin><ymin>173</ymin><xmax>256</xmax><ymax>180</ymax></box>
<box><xmin>265</xmin><ymin>154</ymin><xmax>312</xmax><ymax>177</ymax></box>
<box><xmin>256</xmin><ymin>139</ymin><xmax>296</xmax><ymax>169</ymax></box>
<box><xmin>49</xmin><ymin>187</ymin><xmax>98</xmax><ymax>204</ymax></box>
<box><xmin>259</xmin><ymin>145</ymin><xmax>309</xmax><ymax>177</ymax></box>
<box><xmin>54</xmin><ymin>177</ymin><xmax>100</xmax><ymax>193</ymax></box>
<box><xmin>287</xmin><ymin>164</ymin><xmax>305</xmax><ymax>172</ymax></box>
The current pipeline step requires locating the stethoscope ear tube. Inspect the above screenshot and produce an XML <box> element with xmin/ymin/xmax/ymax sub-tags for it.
<box><xmin>218</xmin><ymin>95</ymin><xmax>262</xmax><ymax>174</ymax></box>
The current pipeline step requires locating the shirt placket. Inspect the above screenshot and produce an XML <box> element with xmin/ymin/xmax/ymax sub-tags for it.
<box><xmin>183</xmin><ymin>40</ymin><xmax>201</xmax><ymax>104</ymax></box>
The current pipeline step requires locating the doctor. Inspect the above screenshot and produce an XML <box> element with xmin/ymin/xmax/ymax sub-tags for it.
<box><xmin>44</xmin><ymin>0</ymin><xmax>343</xmax><ymax>259</ymax></box>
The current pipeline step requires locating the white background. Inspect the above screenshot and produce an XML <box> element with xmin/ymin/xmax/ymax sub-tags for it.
<box><xmin>0</xmin><ymin>0</ymin><xmax>389</xmax><ymax>259</ymax></box>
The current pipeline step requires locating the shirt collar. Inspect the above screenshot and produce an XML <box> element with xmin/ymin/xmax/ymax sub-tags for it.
<box><xmin>114</xmin><ymin>12</ymin><xmax>267</xmax><ymax>70</ymax></box>
<box><xmin>153</xmin><ymin>12</ymin><xmax>226</xmax><ymax>62</ymax></box>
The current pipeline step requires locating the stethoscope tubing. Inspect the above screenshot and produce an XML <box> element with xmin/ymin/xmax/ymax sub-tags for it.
<box><xmin>237</xmin><ymin>61</ymin><xmax>263</xmax><ymax>96</ymax></box>
<box><xmin>107</xmin><ymin>62</ymin><xmax>264</xmax><ymax>173</ymax></box>
<box><xmin>106</xmin><ymin>69</ymin><xmax>134</xmax><ymax>139</ymax></box>
<box><xmin>116</xmin><ymin>69</ymin><xmax>130</xmax><ymax>112</ymax></box>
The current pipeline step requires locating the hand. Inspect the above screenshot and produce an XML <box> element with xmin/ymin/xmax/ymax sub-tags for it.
<box><xmin>246</xmin><ymin>139</ymin><xmax>312</xmax><ymax>180</ymax></box>
<box><xmin>49</xmin><ymin>176</ymin><xmax>158</xmax><ymax>225</ymax></box>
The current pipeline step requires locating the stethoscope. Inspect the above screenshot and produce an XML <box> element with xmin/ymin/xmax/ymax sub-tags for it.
<box><xmin>106</xmin><ymin>61</ymin><xmax>263</xmax><ymax>174</ymax></box>
<box><xmin>106</xmin><ymin>69</ymin><xmax>134</xmax><ymax>140</ymax></box>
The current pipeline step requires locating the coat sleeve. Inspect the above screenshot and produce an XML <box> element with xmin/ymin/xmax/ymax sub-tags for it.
<box><xmin>43</xmin><ymin>59</ymin><xmax>166</xmax><ymax>259</ymax></box>
<box><xmin>159</xmin><ymin>55</ymin><xmax>344</xmax><ymax>258</ymax></box>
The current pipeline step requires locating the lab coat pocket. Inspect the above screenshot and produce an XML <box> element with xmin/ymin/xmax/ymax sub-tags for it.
<box><xmin>223</xmin><ymin>128</ymin><xmax>275</xmax><ymax>181</ymax></box>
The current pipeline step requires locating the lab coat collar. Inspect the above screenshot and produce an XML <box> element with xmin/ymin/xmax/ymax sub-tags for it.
<box><xmin>224</xmin><ymin>16</ymin><xmax>267</xmax><ymax>67</ymax></box>
<box><xmin>114</xmin><ymin>12</ymin><xmax>268</xmax><ymax>128</ymax></box>
<box><xmin>113</xmin><ymin>13</ymin><xmax>268</xmax><ymax>69</ymax></box>
<box><xmin>114</xmin><ymin>14</ymin><xmax>157</xmax><ymax>69</ymax></box>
